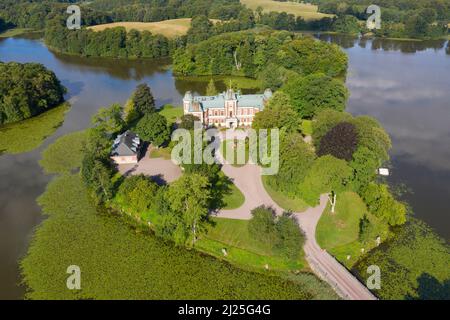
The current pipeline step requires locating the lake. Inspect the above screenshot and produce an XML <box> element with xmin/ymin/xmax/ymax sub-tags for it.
<box><xmin>0</xmin><ymin>34</ymin><xmax>449</xmax><ymax>299</ymax></box>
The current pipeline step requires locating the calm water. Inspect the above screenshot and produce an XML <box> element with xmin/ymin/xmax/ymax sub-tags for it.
<box><xmin>0</xmin><ymin>35</ymin><xmax>449</xmax><ymax>299</ymax></box>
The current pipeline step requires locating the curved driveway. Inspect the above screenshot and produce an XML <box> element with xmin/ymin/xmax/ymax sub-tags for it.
<box><xmin>216</xmin><ymin>163</ymin><xmax>377</xmax><ymax>300</ymax></box>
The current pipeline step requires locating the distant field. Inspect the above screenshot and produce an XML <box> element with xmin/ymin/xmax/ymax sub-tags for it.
<box><xmin>88</xmin><ymin>18</ymin><xmax>219</xmax><ymax>38</ymax></box>
<box><xmin>241</xmin><ymin>0</ymin><xmax>333</xmax><ymax>20</ymax></box>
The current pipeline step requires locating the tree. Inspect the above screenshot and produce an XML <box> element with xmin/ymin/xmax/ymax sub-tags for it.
<box><xmin>186</xmin><ymin>15</ymin><xmax>213</xmax><ymax>44</ymax></box>
<box><xmin>300</xmin><ymin>155</ymin><xmax>353</xmax><ymax>205</ymax></box>
<box><xmin>312</xmin><ymin>109</ymin><xmax>352</xmax><ymax>148</ymax></box>
<box><xmin>274</xmin><ymin>212</ymin><xmax>304</xmax><ymax>260</ymax></box>
<box><xmin>132</xmin><ymin>84</ymin><xmax>155</xmax><ymax>116</ymax></box>
<box><xmin>350</xmin><ymin>146</ymin><xmax>380</xmax><ymax>192</ymax></box>
<box><xmin>317</xmin><ymin>122</ymin><xmax>358</xmax><ymax>161</ymax></box>
<box><xmin>248</xmin><ymin>206</ymin><xmax>279</xmax><ymax>247</ymax></box>
<box><xmin>179</xmin><ymin>114</ymin><xmax>200</xmax><ymax>130</ymax></box>
<box><xmin>135</xmin><ymin>113</ymin><xmax>170</xmax><ymax>147</ymax></box>
<box><xmin>117</xmin><ymin>175</ymin><xmax>158</xmax><ymax>214</ymax></box>
<box><xmin>267</xmin><ymin>132</ymin><xmax>316</xmax><ymax>196</ymax></box>
<box><xmin>206</xmin><ymin>78</ymin><xmax>218</xmax><ymax>96</ymax></box>
<box><xmin>362</xmin><ymin>183</ymin><xmax>407</xmax><ymax>226</ymax></box>
<box><xmin>166</xmin><ymin>174</ymin><xmax>212</xmax><ymax>246</ymax></box>
<box><xmin>359</xmin><ymin>215</ymin><xmax>374</xmax><ymax>244</ymax></box>
<box><xmin>282</xmin><ymin>73</ymin><xmax>349</xmax><ymax>118</ymax></box>
<box><xmin>92</xmin><ymin>103</ymin><xmax>125</xmax><ymax>136</ymax></box>
<box><xmin>332</xmin><ymin>15</ymin><xmax>361</xmax><ymax>34</ymax></box>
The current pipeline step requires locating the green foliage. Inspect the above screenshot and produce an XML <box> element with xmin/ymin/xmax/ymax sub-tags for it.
<box><xmin>116</xmin><ymin>175</ymin><xmax>159</xmax><ymax>215</ymax></box>
<box><xmin>40</xmin><ymin>131</ymin><xmax>88</xmax><ymax>174</ymax></box>
<box><xmin>282</xmin><ymin>73</ymin><xmax>348</xmax><ymax>118</ymax></box>
<box><xmin>158</xmin><ymin>104</ymin><xmax>184</xmax><ymax>125</ymax></box>
<box><xmin>135</xmin><ymin>113</ymin><xmax>170</xmax><ymax>147</ymax></box>
<box><xmin>160</xmin><ymin>174</ymin><xmax>212</xmax><ymax>246</ymax></box>
<box><xmin>221</xmin><ymin>182</ymin><xmax>245</xmax><ymax>210</ymax></box>
<box><xmin>0</xmin><ymin>62</ymin><xmax>65</xmax><ymax>125</ymax></box>
<box><xmin>267</xmin><ymin>132</ymin><xmax>316</xmax><ymax>197</ymax></box>
<box><xmin>252</xmin><ymin>92</ymin><xmax>301</xmax><ymax>132</ymax></box>
<box><xmin>0</xmin><ymin>103</ymin><xmax>68</xmax><ymax>155</ymax></box>
<box><xmin>248</xmin><ymin>206</ymin><xmax>279</xmax><ymax>248</ymax></box>
<box><xmin>273</xmin><ymin>212</ymin><xmax>304</xmax><ymax>261</ymax></box>
<box><xmin>205</xmin><ymin>78</ymin><xmax>218</xmax><ymax>96</ymax></box>
<box><xmin>312</xmin><ymin>109</ymin><xmax>352</xmax><ymax>148</ymax></box>
<box><xmin>358</xmin><ymin>215</ymin><xmax>374</xmax><ymax>244</ymax></box>
<box><xmin>91</xmin><ymin>103</ymin><xmax>125</xmax><ymax>136</ymax></box>
<box><xmin>187</xmin><ymin>15</ymin><xmax>213</xmax><ymax>44</ymax></box>
<box><xmin>21</xmin><ymin>174</ymin><xmax>327</xmax><ymax>300</ymax></box>
<box><xmin>317</xmin><ymin>122</ymin><xmax>358</xmax><ymax>161</ymax></box>
<box><xmin>354</xmin><ymin>218</ymin><xmax>450</xmax><ymax>300</ymax></box>
<box><xmin>300</xmin><ymin>155</ymin><xmax>353</xmax><ymax>205</ymax></box>
<box><xmin>362</xmin><ymin>183</ymin><xmax>407</xmax><ymax>226</ymax></box>
<box><xmin>173</xmin><ymin>30</ymin><xmax>347</xmax><ymax>80</ymax></box>
<box><xmin>132</xmin><ymin>84</ymin><xmax>156</xmax><ymax>116</ymax></box>
<box><xmin>332</xmin><ymin>15</ymin><xmax>361</xmax><ymax>34</ymax></box>
<box><xmin>179</xmin><ymin>114</ymin><xmax>200</xmax><ymax>130</ymax></box>
<box><xmin>248</xmin><ymin>206</ymin><xmax>304</xmax><ymax>261</ymax></box>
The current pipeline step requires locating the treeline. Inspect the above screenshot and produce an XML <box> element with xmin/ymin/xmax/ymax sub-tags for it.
<box><xmin>45</xmin><ymin>20</ymin><xmax>174</xmax><ymax>59</ymax></box>
<box><xmin>310</xmin><ymin>0</ymin><xmax>450</xmax><ymax>39</ymax></box>
<box><xmin>172</xmin><ymin>30</ymin><xmax>347</xmax><ymax>81</ymax></box>
<box><xmin>0</xmin><ymin>62</ymin><xmax>65</xmax><ymax>125</ymax></box>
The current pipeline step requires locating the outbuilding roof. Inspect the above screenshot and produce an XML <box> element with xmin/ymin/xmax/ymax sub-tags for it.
<box><xmin>111</xmin><ymin>131</ymin><xmax>141</xmax><ymax>157</ymax></box>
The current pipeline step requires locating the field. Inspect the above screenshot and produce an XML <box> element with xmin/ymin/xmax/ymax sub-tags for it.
<box><xmin>158</xmin><ymin>104</ymin><xmax>183</xmax><ymax>125</ymax></box>
<box><xmin>88</xmin><ymin>18</ymin><xmax>218</xmax><ymax>38</ymax></box>
<box><xmin>240</xmin><ymin>0</ymin><xmax>334</xmax><ymax>20</ymax></box>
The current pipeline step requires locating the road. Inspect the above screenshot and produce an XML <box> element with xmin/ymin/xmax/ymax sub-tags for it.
<box><xmin>216</xmin><ymin>162</ymin><xmax>377</xmax><ymax>300</ymax></box>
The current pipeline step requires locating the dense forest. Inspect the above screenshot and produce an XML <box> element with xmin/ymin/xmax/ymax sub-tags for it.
<box><xmin>0</xmin><ymin>62</ymin><xmax>66</xmax><ymax>125</ymax></box>
<box><xmin>172</xmin><ymin>29</ymin><xmax>347</xmax><ymax>80</ymax></box>
<box><xmin>310</xmin><ymin>0</ymin><xmax>450</xmax><ymax>38</ymax></box>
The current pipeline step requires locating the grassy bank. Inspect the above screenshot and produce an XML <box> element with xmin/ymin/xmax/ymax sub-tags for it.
<box><xmin>262</xmin><ymin>176</ymin><xmax>308</xmax><ymax>212</ymax></box>
<box><xmin>0</xmin><ymin>28</ymin><xmax>32</xmax><ymax>38</ymax></box>
<box><xmin>0</xmin><ymin>103</ymin><xmax>69</xmax><ymax>155</ymax></box>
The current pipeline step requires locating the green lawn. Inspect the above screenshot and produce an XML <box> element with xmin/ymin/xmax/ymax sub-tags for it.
<box><xmin>158</xmin><ymin>104</ymin><xmax>183</xmax><ymax>125</ymax></box>
<box><xmin>222</xmin><ymin>182</ymin><xmax>245</xmax><ymax>210</ymax></box>
<box><xmin>0</xmin><ymin>103</ymin><xmax>69</xmax><ymax>155</ymax></box>
<box><xmin>262</xmin><ymin>176</ymin><xmax>309</xmax><ymax>212</ymax></box>
<box><xmin>39</xmin><ymin>131</ymin><xmax>87</xmax><ymax>174</ymax></box>
<box><xmin>149</xmin><ymin>146</ymin><xmax>172</xmax><ymax>159</ymax></box>
<box><xmin>316</xmin><ymin>191</ymin><xmax>390</xmax><ymax>268</ymax></box>
<box><xmin>196</xmin><ymin>217</ymin><xmax>306</xmax><ymax>272</ymax></box>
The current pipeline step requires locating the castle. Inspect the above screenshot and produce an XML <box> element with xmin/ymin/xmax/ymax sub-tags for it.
<box><xmin>183</xmin><ymin>88</ymin><xmax>272</xmax><ymax>128</ymax></box>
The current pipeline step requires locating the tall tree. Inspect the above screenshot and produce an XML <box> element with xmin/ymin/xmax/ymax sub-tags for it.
<box><xmin>206</xmin><ymin>78</ymin><xmax>218</xmax><ymax>96</ymax></box>
<box><xmin>135</xmin><ymin>113</ymin><xmax>170</xmax><ymax>147</ymax></box>
<box><xmin>133</xmin><ymin>84</ymin><xmax>155</xmax><ymax>116</ymax></box>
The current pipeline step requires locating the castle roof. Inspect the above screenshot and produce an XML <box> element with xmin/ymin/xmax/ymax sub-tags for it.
<box><xmin>184</xmin><ymin>89</ymin><xmax>270</xmax><ymax>112</ymax></box>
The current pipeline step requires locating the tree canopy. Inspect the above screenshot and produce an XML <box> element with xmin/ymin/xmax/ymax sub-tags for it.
<box><xmin>135</xmin><ymin>113</ymin><xmax>170</xmax><ymax>147</ymax></box>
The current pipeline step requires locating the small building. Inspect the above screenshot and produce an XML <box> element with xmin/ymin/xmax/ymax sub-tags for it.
<box><xmin>183</xmin><ymin>88</ymin><xmax>272</xmax><ymax>128</ymax></box>
<box><xmin>111</xmin><ymin>131</ymin><xmax>141</xmax><ymax>164</ymax></box>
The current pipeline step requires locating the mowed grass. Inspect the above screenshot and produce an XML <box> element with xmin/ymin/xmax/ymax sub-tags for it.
<box><xmin>316</xmin><ymin>191</ymin><xmax>390</xmax><ymax>268</ymax></box>
<box><xmin>222</xmin><ymin>182</ymin><xmax>245</xmax><ymax>210</ymax></box>
<box><xmin>0</xmin><ymin>103</ymin><xmax>69</xmax><ymax>155</ymax></box>
<box><xmin>158</xmin><ymin>104</ymin><xmax>183</xmax><ymax>125</ymax></box>
<box><xmin>262</xmin><ymin>176</ymin><xmax>309</xmax><ymax>212</ymax></box>
<box><xmin>88</xmin><ymin>18</ymin><xmax>219</xmax><ymax>38</ymax></box>
<box><xmin>196</xmin><ymin>217</ymin><xmax>306</xmax><ymax>272</ymax></box>
<box><xmin>240</xmin><ymin>0</ymin><xmax>334</xmax><ymax>20</ymax></box>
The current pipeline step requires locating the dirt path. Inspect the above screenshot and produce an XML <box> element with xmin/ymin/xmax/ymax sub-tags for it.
<box><xmin>215</xmin><ymin>163</ymin><xmax>376</xmax><ymax>300</ymax></box>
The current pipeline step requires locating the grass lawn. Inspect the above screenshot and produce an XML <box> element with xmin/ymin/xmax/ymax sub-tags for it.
<box><xmin>222</xmin><ymin>182</ymin><xmax>245</xmax><ymax>210</ymax></box>
<box><xmin>262</xmin><ymin>176</ymin><xmax>308</xmax><ymax>212</ymax></box>
<box><xmin>158</xmin><ymin>104</ymin><xmax>183</xmax><ymax>125</ymax></box>
<box><xmin>39</xmin><ymin>131</ymin><xmax>87</xmax><ymax>174</ymax></box>
<box><xmin>88</xmin><ymin>18</ymin><xmax>220</xmax><ymax>38</ymax></box>
<box><xmin>316</xmin><ymin>191</ymin><xmax>390</xmax><ymax>268</ymax></box>
<box><xmin>196</xmin><ymin>217</ymin><xmax>306</xmax><ymax>272</ymax></box>
<box><xmin>0</xmin><ymin>28</ymin><xmax>32</xmax><ymax>38</ymax></box>
<box><xmin>0</xmin><ymin>103</ymin><xmax>69</xmax><ymax>155</ymax></box>
<box><xmin>240</xmin><ymin>0</ymin><xmax>334</xmax><ymax>20</ymax></box>
<box><xmin>149</xmin><ymin>146</ymin><xmax>172</xmax><ymax>160</ymax></box>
